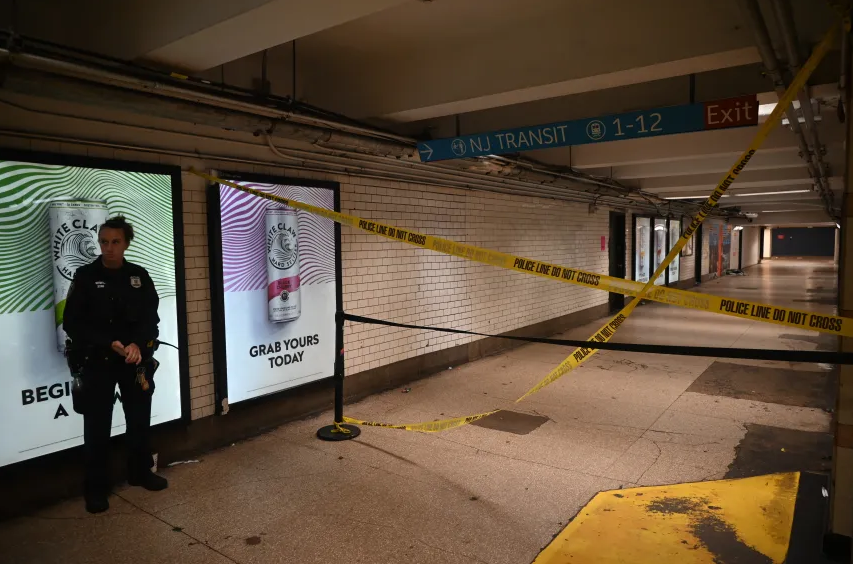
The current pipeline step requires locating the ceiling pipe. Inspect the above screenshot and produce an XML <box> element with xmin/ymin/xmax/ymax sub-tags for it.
<box><xmin>0</xmin><ymin>65</ymin><xmax>413</xmax><ymax>160</ymax></box>
<box><xmin>0</xmin><ymin>126</ymin><xmax>678</xmax><ymax>214</ymax></box>
<box><xmin>0</xmin><ymin>47</ymin><xmax>665</xmax><ymax>208</ymax></box>
<box><xmin>770</xmin><ymin>0</ymin><xmax>837</xmax><ymax>209</ymax></box>
<box><xmin>0</xmin><ymin>88</ymin><xmax>703</xmax><ymax>215</ymax></box>
<box><xmin>0</xmin><ymin>48</ymin><xmax>418</xmax><ymax>146</ymax></box>
<box><xmin>839</xmin><ymin>21</ymin><xmax>849</xmax><ymax>122</ymax></box>
<box><xmin>0</xmin><ymin>53</ymin><xmax>715</xmax><ymax>220</ymax></box>
<box><xmin>738</xmin><ymin>0</ymin><xmax>837</xmax><ymax>218</ymax></box>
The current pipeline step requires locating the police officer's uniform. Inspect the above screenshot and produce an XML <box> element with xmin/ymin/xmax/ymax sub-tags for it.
<box><xmin>63</xmin><ymin>257</ymin><xmax>160</xmax><ymax>501</ymax></box>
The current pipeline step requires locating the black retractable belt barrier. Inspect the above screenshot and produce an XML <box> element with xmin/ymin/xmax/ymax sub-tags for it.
<box><xmin>343</xmin><ymin>313</ymin><xmax>853</xmax><ymax>366</ymax></box>
<box><xmin>312</xmin><ymin>311</ymin><xmax>851</xmax><ymax>441</ymax></box>
<box><xmin>317</xmin><ymin>311</ymin><xmax>361</xmax><ymax>441</ymax></box>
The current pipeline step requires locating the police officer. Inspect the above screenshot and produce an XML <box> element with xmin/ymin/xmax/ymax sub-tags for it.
<box><xmin>64</xmin><ymin>215</ymin><xmax>168</xmax><ymax>514</ymax></box>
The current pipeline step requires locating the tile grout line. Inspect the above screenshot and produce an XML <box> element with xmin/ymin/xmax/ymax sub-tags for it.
<box><xmin>114</xmin><ymin>491</ymin><xmax>241</xmax><ymax>564</ymax></box>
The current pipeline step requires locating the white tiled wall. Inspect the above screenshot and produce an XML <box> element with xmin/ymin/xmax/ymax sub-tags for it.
<box><xmin>0</xmin><ymin>138</ymin><xmax>614</xmax><ymax>418</ymax></box>
<box><xmin>340</xmin><ymin>180</ymin><xmax>611</xmax><ymax>375</ymax></box>
<box><xmin>741</xmin><ymin>226</ymin><xmax>761</xmax><ymax>268</ymax></box>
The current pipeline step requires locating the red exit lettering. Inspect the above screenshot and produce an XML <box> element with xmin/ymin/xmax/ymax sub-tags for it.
<box><xmin>704</xmin><ymin>95</ymin><xmax>758</xmax><ymax>130</ymax></box>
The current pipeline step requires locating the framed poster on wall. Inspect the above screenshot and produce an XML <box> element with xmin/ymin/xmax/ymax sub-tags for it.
<box><xmin>634</xmin><ymin>217</ymin><xmax>651</xmax><ymax>283</ymax></box>
<box><xmin>668</xmin><ymin>219</ymin><xmax>681</xmax><ymax>283</ymax></box>
<box><xmin>632</xmin><ymin>214</ymin><xmax>683</xmax><ymax>286</ymax></box>
<box><xmin>0</xmin><ymin>150</ymin><xmax>190</xmax><ymax>468</ymax></box>
<box><xmin>680</xmin><ymin>217</ymin><xmax>695</xmax><ymax>257</ymax></box>
<box><xmin>207</xmin><ymin>172</ymin><xmax>342</xmax><ymax>408</ymax></box>
<box><xmin>653</xmin><ymin>218</ymin><xmax>667</xmax><ymax>286</ymax></box>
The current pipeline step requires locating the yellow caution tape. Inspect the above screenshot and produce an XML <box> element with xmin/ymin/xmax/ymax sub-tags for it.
<box><xmin>189</xmin><ymin>163</ymin><xmax>851</xmax><ymax>337</ymax></box>
<box><xmin>516</xmin><ymin>18</ymin><xmax>840</xmax><ymax>404</ymax></box>
<box><xmin>190</xmin><ymin>19</ymin><xmax>841</xmax><ymax>434</ymax></box>
<box><xmin>342</xmin><ymin>410</ymin><xmax>500</xmax><ymax>433</ymax></box>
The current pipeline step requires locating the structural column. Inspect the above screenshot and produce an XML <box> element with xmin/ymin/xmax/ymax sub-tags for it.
<box><xmin>833</xmin><ymin>26</ymin><xmax>853</xmax><ymax>559</ymax></box>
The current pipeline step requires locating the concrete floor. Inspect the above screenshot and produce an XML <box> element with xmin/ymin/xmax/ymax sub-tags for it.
<box><xmin>0</xmin><ymin>259</ymin><xmax>838</xmax><ymax>564</ymax></box>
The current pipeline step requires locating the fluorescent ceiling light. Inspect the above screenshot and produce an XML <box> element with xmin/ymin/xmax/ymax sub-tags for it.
<box><xmin>760</xmin><ymin>209</ymin><xmax>800</xmax><ymax>213</ymax></box>
<box><xmin>759</xmin><ymin>100</ymin><xmax>802</xmax><ymax>116</ymax></box>
<box><xmin>664</xmin><ymin>195</ymin><xmax>729</xmax><ymax>200</ymax></box>
<box><xmin>782</xmin><ymin>117</ymin><xmax>814</xmax><ymax>125</ymax></box>
<box><xmin>758</xmin><ymin>103</ymin><xmax>777</xmax><ymax>116</ymax></box>
<box><xmin>733</xmin><ymin>189</ymin><xmax>811</xmax><ymax>197</ymax></box>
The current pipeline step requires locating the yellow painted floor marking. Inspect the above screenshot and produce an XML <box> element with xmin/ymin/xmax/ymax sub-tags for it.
<box><xmin>533</xmin><ymin>473</ymin><xmax>800</xmax><ymax>564</ymax></box>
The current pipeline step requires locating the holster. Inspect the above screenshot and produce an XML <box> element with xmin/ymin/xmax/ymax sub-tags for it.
<box><xmin>135</xmin><ymin>357</ymin><xmax>160</xmax><ymax>394</ymax></box>
<box><xmin>65</xmin><ymin>339</ymin><xmax>88</xmax><ymax>415</ymax></box>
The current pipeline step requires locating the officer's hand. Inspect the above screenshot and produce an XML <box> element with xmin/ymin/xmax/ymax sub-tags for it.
<box><xmin>124</xmin><ymin>343</ymin><xmax>142</xmax><ymax>365</ymax></box>
<box><xmin>111</xmin><ymin>341</ymin><xmax>126</xmax><ymax>357</ymax></box>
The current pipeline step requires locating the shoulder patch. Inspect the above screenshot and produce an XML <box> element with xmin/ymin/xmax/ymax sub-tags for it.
<box><xmin>130</xmin><ymin>276</ymin><xmax>142</xmax><ymax>288</ymax></box>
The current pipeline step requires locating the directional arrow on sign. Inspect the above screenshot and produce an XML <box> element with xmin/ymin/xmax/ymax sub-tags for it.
<box><xmin>418</xmin><ymin>143</ymin><xmax>434</xmax><ymax>162</ymax></box>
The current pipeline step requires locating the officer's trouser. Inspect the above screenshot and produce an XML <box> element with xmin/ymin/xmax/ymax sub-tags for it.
<box><xmin>83</xmin><ymin>361</ymin><xmax>155</xmax><ymax>496</ymax></box>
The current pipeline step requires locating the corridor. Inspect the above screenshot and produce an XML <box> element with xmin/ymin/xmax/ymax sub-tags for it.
<box><xmin>0</xmin><ymin>260</ymin><xmax>838</xmax><ymax>564</ymax></box>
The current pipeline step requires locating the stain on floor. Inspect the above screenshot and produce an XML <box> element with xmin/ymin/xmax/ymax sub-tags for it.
<box><xmin>646</xmin><ymin>496</ymin><xmax>705</xmax><ymax>515</ymax></box>
<box><xmin>778</xmin><ymin>333</ymin><xmax>839</xmax><ymax>351</ymax></box>
<box><xmin>470</xmin><ymin>410</ymin><xmax>549</xmax><ymax>435</ymax></box>
<box><xmin>726</xmin><ymin>424</ymin><xmax>832</xmax><ymax>479</ymax></box>
<box><xmin>693</xmin><ymin>512</ymin><xmax>774</xmax><ymax>564</ymax></box>
<box><xmin>686</xmin><ymin>361</ymin><xmax>836</xmax><ymax>410</ymax></box>
<box><xmin>793</xmin><ymin>298</ymin><xmax>837</xmax><ymax>305</ymax></box>
<box><xmin>644</xmin><ymin>496</ymin><xmax>774</xmax><ymax>563</ymax></box>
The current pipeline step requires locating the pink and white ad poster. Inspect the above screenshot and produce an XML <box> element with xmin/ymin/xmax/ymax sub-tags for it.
<box><xmin>214</xmin><ymin>180</ymin><xmax>339</xmax><ymax>404</ymax></box>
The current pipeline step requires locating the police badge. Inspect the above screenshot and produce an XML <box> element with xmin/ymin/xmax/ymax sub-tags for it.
<box><xmin>130</xmin><ymin>276</ymin><xmax>142</xmax><ymax>288</ymax></box>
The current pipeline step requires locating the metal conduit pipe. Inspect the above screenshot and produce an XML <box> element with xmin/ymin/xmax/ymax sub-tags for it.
<box><xmin>264</xmin><ymin>136</ymin><xmax>683</xmax><ymax>213</ymax></box>
<box><xmin>0</xmin><ymin>49</ymin><xmax>418</xmax><ymax>147</ymax></box>
<box><xmin>311</xmin><ymin>139</ymin><xmax>630</xmax><ymax>199</ymax></box>
<box><xmin>738</xmin><ymin>0</ymin><xmax>836</xmax><ymax>216</ymax></box>
<box><xmin>841</xmin><ymin>26</ymin><xmax>849</xmax><ymax>112</ymax></box>
<box><xmin>266</xmin><ymin>131</ymin><xmax>686</xmax><ymax>212</ymax></box>
<box><xmin>0</xmin><ymin>123</ymin><xmax>673</xmax><ymax>216</ymax></box>
<box><xmin>771</xmin><ymin>0</ymin><xmax>837</xmax><ymax>211</ymax></box>
<box><xmin>0</xmin><ymin>55</ymin><xmax>640</xmax><ymax>199</ymax></box>
<box><xmin>0</xmin><ymin>127</ymin><xmax>595</xmax><ymax>206</ymax></box>
<box><xmin>0</xmin><ymin>57</ymin><xmax>415</xmax><ymax>158</ymax></box>
<box><xmin>0</xmin><ymin>87</ymin><xmax>697</xmax><ymax>216</ymax></box>
<box><xmin>265</xmin><ymin>139</ymin><xmax>646</xmax><ymax>209</ymax></box>
<box><xmin>0</xmin><ymin>46</ymin><xmax>724</xmax><ymax>217</ymax></box>
<box><xmin>484</xmin><ymin>155</ymin><xmax>632</xmax><ymax>194</ymax></box>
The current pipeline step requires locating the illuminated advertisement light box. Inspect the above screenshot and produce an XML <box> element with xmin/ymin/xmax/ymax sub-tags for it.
<box><xmin>0</xmin><ymin>150</ymin><xmax>190</xmax><ymax>468</ymax></box>
<box><xmin>207</xmin><ymin>174</ymin><xmax>342</xmax><ymax>406</ymax></box>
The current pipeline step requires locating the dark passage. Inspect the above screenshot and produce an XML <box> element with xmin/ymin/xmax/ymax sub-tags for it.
<box><xmin>725</xmin><ymin>424</ymin><xmax>833</xmax><ymax>479</ymax></box>
<box><xmin>471</xmin><ymin>410</ymin><xmax>549</xmax><ymax>435</ymax></box>
<box><xmin>687</xmin><ymin>361</ymin><xmax>837</xmax><ymax>411</ymax></box>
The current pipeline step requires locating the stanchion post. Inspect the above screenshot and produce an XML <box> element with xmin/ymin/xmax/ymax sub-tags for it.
<box><xmin>317</xmin><ymin>312</ymin><xmax>360</xmax><ymax>441</ymax></box>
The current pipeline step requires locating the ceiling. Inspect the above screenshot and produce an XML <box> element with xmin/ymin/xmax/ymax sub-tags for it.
<box><xmin>1</xmin><ymin>0</ymin><xmax>846</xmax><ymax>224</ymax></box>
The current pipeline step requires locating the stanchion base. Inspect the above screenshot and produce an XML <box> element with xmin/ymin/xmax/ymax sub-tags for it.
<box><xmin>316</xmin><ymin>423</ymin><xmax>361</xmax><ymax>441</ymax></box>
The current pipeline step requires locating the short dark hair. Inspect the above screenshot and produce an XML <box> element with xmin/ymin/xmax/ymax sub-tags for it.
<box><xmin>100</xmin><ymin>216</ymin><xmax>134</xmax><ymax>243</ymax></box>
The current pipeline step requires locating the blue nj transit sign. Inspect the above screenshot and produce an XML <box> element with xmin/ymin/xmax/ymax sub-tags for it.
<box><xmin>417</xmin><ymin>95</ymin><xmax>758</xmax><ymax>163</ymax></box>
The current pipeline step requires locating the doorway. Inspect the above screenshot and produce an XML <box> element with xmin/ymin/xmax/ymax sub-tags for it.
<box><xmin>609</xmin><ymin>212</ymin><xmax>626</xmax><ymax>312</ymax></box>
<box><xmin>694</xmin><ymin>224</ymin><xmax>703</xmax><ymax>285</ymax></box>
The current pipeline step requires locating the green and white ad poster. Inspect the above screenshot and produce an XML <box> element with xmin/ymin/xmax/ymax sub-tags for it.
<box><xmin>0</xmin><ymin>156</ymin><xmax>185</xmax><ymax>467</ymax></box>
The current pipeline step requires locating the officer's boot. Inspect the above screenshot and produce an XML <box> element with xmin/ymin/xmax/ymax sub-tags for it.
<box><xmin>84</xmin><ymin>492</ymin><xmax>109</xmax><ymax>514</ymax></box>
<box><xmin>128</xmin><ymin>469</ymin><xmax>168</xmax><ymax>491</ymax></box>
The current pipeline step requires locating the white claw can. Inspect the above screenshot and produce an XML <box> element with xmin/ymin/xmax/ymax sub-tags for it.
<box><xmin>265</xmin><ymin>207</ymin><xmax>301</xmax><ymax>323</ymax></box>
<box><xmin>49</xmin><ymin>198</ymin><xmax>110</xmax><ymax>352</ymax></box>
